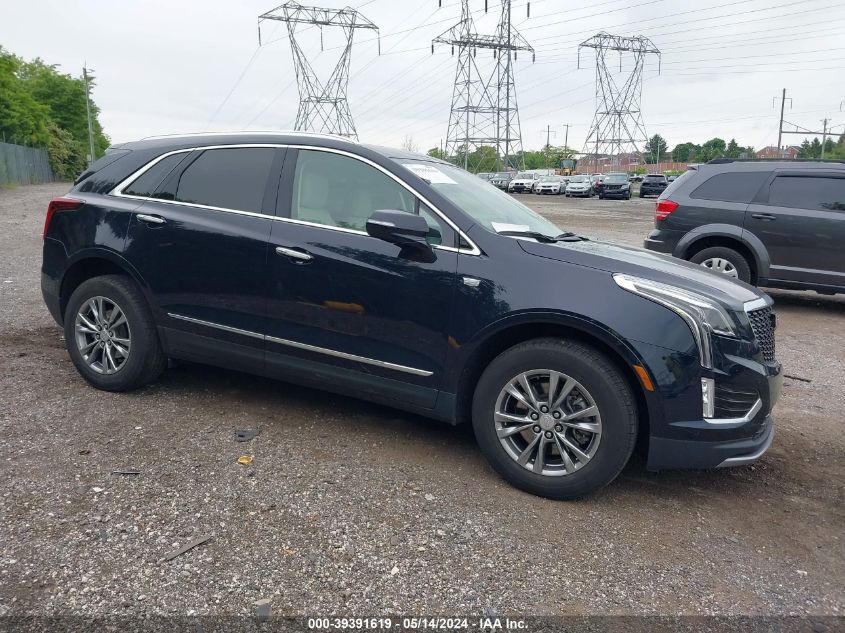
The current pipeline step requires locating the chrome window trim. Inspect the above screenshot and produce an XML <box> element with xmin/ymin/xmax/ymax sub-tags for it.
<box><xmin>110</xmin><ymin>143</ymin><xmax>481</xmax><ymax>256</ymax></box>
<box><xmin>167</xmin><ymin>312</ymin><xmax>433</xmax><ymax>377</ymax></box>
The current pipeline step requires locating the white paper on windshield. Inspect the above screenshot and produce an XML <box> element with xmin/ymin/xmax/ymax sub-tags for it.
<box><xmin>492</xmin><ymin>222</ymin><xmax>531</xmax><ymax>234</ymax></box>
<box><xmin>404</xmin><ymin>163</ymin><xmax>457</xmax><ymax>185</ymax></box>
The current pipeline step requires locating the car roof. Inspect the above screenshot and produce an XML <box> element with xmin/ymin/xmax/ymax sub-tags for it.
<box><xmin>108</xmin><ymin>131</ymin><xmax>448</xmax><ymax>166</ymax></box>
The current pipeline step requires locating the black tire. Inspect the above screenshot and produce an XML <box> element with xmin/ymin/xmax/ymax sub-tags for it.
<box><xmin>639</xmin><ymin>191</ymin><xmax>645</xmax><ymax>198</ymax></box>
<box><xmin>472</xmin><ymin>338</ymin><xmax>638</xmax><ymax>500</ymax></box>
<box><xmin>689</xmin><ymin>246</ymin><xmax>753</xmax><ymax>284</ymax></box>
<box><xmin>64</xmin><ymin>274</ymin><xmax>167</xmax><ymax>392</ymax></box>
<box><xmin>598</xmin><ymin>194</ymin><xmax>604</xmax><ymax>200</ymax></box>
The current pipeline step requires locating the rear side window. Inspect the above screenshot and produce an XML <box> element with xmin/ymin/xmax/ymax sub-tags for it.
<box><xmin>768</xmin><ymin>176</ymin><xmax>845</xmax><ymax>212</ymax></box>
<box><xmin>172</xmin><ymin>148</ymin><xmax>276</xmax><ymax>213</ymax></box>
<box><xmin>690</xmin><ymin>171</ymin><xmax>770</xmax><ymax>203</ymax></box>
<box><xmin>123</xmin><ymin>153</ymin><xmax>188</xmax><ymax>198</ymax></box>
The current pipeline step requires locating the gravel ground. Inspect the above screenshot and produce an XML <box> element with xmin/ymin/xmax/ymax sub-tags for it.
<box><xmin>0</xmin><ymin>183</ymin><xmax>843</xmax><ymax>621</ymax></box>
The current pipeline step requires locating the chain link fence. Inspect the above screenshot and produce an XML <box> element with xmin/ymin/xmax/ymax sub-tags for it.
<box><xmin>0</xmin><ymin>142</ymin><xmax>56</xmax><ymax>186</ymax></box>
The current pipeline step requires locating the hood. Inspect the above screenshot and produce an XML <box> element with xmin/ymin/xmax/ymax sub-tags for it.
<box><xmin>518</xmin><ymin>238</ymin><xmax>763</xmax><ymax>310</ymax></box>
<box><xmin>567</xmin><ymin>182</ymin><xmax>589</xmax><ymax>188</ymax></box>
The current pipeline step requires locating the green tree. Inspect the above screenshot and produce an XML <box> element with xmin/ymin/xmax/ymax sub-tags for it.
<box><xmin>671</xmin><ymin>142</ymin><xmax>700</xmax><ymax>162</ymax></box>
<box><xmin>725</xmin><ymin>138</ymin><xmax>742</xmax><ymax>158</ymax></box>
<box><xmin>0</xmin><ymin>46</ymin><xmax>109</xmax><ymax>179</ymax></box>
<box><xmin>426</xmin><ymin>147</ymin><xmax>445</xmax><ymax>160</ymax></box>
<box><xmin>643</xmin><ymin>134</ymin><xmax>668</xmax><ymax>163</ymax></box>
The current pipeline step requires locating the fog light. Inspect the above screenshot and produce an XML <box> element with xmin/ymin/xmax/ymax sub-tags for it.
<box><xmin>702</xmin><ymin>377</ymin><xmax>715</xmax><ymax>419</ymax></box>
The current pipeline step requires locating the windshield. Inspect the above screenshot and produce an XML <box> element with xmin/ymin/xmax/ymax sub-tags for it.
<box><xmin>494</xmin><ymin>172</ymin><xmax>510</xmax><ymax>179</ymax></box>
<box><xmin>604</xmin><ymin>174</ymin><xmax>627</xmax><ymax>183</ymax></box>
<box><xmin>540</xmin><ymin>176</ymin><xmax>560</xmax><ymax>182</ymax></box>
<box><xmin>515</xmin><ymin>172</ymin><xmax>534</xmax><ymax>179</ymax></box>
<box><xmin>570</xmin><ymin>176</ymin><xmax>589</xmax><ymax>183</ymax></box>
<box><xmin>400</xmin><ymin>160</ymin><xmax>562</xmax><ymax>237</ymax></box>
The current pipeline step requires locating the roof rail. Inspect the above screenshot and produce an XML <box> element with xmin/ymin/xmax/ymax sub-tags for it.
<box><xmin>140</xmin><ymin>130</ymin><xmax>358</xmax><ymax>143</ymax></box>
<box><xmin>707</xmin><ymin>158</ymin><xmax>845</xmax><ymax>165</ymax></box>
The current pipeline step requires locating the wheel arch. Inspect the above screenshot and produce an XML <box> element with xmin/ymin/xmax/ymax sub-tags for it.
<box><xmin>674</xmin><ymin>224</ymin><xmax>770</xmax><ymax>281</ymax></box>
<box><xmin>453</xmin><ymin>313</ymin><xmax>654</xmax><ymax>451</ymax></box>
<box><xmin>59</xmin><ymin>249</ymin><xmax>151</xmax><ymax>324</ymax></box>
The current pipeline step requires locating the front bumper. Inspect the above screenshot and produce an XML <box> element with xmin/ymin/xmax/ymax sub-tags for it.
<box><xmin>601</xmin><ymin>189</ymin><xmax>629</xmax><ymax>198</ymax></box>
<box><xmin>566</xmin><ymin>189</ymin><xmax>590</xmax><ymax>196</ymax></box>
<box><xmin>648</xmin><ymin>414</ymin><xmax>774</xmax><ymax>470</ymax></box>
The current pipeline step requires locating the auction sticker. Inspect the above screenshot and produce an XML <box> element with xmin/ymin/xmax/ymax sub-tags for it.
<box><xmin>404</xmin><ymin>163</ymin><xmax>458</xmax><ymax>185</ymax></box>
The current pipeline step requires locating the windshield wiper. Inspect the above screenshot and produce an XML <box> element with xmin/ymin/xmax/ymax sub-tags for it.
<box><xmin>496</xmin><ymin>230</ymin><xmax>588</xmax><ymax>243</ymax></box>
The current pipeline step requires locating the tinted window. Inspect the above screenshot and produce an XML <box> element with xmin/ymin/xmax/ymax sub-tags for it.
<box><xmin>768</xmin><ymin>176</ymin><xmax>845</xmax><ymax>211</ymax></box>
<box><xmin>123</xmin><ymin>153</ymin><xmax>189</xmax><ymax>197</ymax></box>
<box><xmin>690</xmin><ymin>171</ymin><xmax>770</xmax><ymax>203</ymax></box>
<box><xmin>644</xmin><ymin>175</ymin><xmax>666</xmax><ymax>182</ymax></box>
<box><xmin>173</xmin><ymin>148</ymin><xmax>276</xmax><ymax>212</ymax></box>
<box><xmin>291</xmin><ymin>150</ymin><xmax>452</xmax><ymax>246</ymax></box>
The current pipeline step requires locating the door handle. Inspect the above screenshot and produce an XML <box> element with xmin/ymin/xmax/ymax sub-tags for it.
<box><xmin>137</xmin><ymin>213</ymin><xmax>166</xmax><ymax>225</ymax></box>
<box><xmin>275</xmin><ymin>246</ymin><xmax>313</xmax><ymax>262</ymax></box>
<box><xmin>751</xmin><ymin>213</ymin><xmax>776</xmax><ymax>221</ymax></box>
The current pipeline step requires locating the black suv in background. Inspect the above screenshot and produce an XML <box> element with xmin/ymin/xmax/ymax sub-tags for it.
<box><xmin>644</xmin><ymin>159</ymin><xmax>845</xmax><ymax>294</ymax></box>
<box><xmin>639</xmin><ymin>174</ymin><xmax>668</xmax><ymax>198</ymax></box>
<box><xmin>597</xmin><ymin>173</ymin><xmax>632</xmax><ymax>199</ymax></box>
<box><xmin>42</xmin><ymin>133</ymin><xmax>782</xmax><ymax>500</ymax></box>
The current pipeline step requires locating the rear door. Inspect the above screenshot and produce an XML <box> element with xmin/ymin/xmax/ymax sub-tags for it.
<box><xmin>121</xmin><ymin>146</ymin><xmax>284</xmax><ymax>367</ymax></box>
<box><xmin>745</xmin><ymin>170</ymin><xmax>845</xmax><ymax>287</ymax></box>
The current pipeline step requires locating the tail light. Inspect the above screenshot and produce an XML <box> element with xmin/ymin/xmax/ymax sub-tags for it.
<box><xmin>43</xmin><ymin>197</ymin><xmax>83</xmax><ymax>239</ymax></box>
<box><xmin>655</xmin><ymin>199</ymin><xmax>679</xmax><ymax>221</ymax></box>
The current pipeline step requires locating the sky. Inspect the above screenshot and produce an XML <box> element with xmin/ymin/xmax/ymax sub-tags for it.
<box><xmin>3</xmin><ymin>0</ymin><xmax>844</xmax><ymax>154</ymax></box>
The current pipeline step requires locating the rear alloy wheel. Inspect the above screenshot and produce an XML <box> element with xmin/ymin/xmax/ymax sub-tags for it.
<box><xmin>64</xmin><ymin>275</ymin><xmax>167</xmax><ymax>391</ymax></box>
<box><xmin>472</xmin><ymin>339</ymin><xmax>637</xmax><ymax>499</ymax></box>
<box><xmin>690</xmin><ymin>246</ymin><xmax>752</xmax><ymax>284</ymax></box>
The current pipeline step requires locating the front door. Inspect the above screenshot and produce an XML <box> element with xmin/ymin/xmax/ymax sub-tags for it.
<box><xmin>122</xmin><ymin>146</ymin><xmax>284</xmax><ymax>366</ymax></box>
<box><xmin>264</xmin><ymin>148</ymin><xmax>458</xmax><ymax>408</ymax></box>
<box><xmin>745</xmin><ymin>170</ymin><xmax>845</xmax><ymax>286</ymax></box>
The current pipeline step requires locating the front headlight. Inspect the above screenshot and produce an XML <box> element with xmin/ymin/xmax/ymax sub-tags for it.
<box><xmin>613</xmin><ymin>274</ymin><xmax>738</xmax><ymax>368</ymax></box>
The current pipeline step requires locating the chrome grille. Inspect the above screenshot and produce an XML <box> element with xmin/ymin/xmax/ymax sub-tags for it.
<box><xmin>747</xmin><ymin>305</ymin><xmax>776</xmax><ymax>363</ymax></box>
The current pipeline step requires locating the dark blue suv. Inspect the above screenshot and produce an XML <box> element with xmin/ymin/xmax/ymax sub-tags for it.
<box><xmin>41</xmin><ymin>132</ymin><xmax>782</xmax><ymax>499</ymax></box>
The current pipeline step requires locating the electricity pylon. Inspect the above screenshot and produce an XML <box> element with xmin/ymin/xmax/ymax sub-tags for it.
<box><xmin>258</xmin><ymin>2</ymin><xmax>379</xmax><ymax>139</ymax></box>
<box><xmin>578</xmin><ymin>32</ymin><xmax>660</xmax><ymax>166</ymax></box>
<box><xmin>433</xmin><ymin>0</ymin><xmax>533</xmax><ymax>172</ymax></box>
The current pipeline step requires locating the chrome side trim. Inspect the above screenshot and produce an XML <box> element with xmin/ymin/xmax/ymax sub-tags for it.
<box><xmin>168</xmin><ymin>313</ymin><xmax>263</xmax><ymax>341</ymax></box>
<box><xmin>110</xmin><ymin>143</ymin><xmax>481</xmax><ymax>256</ymax></box>
<box><xmin>716</xmin><ymin>423</ymin><xmax>774</xmax><ymax>468</ymax></box>
<box><xmin>166</xmin><ymin>312</ymin><xmax>433</xmax><ymax>377</ymax></box>
<box><xmin>264</xmin><ymin>334</ymin><xmax>433</xmax><ymax>377</ymax></box>
<box><xmin>704</xmin><ymin>397</ymin><xmax>762</xmax><ymax>428</ymax></box>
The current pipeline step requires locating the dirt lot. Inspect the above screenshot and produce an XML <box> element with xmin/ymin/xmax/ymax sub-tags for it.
<box><xmin>0</xmin><ymin>183</ymin><xmax>843</xmax><ymax>620</ymax></box>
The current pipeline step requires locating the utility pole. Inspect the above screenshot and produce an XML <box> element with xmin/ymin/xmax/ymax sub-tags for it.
<box><xmin>562</xmin><ymin>123</ymin><xmax>570</xmax><ymax>152</ymax></box>
<box><xmin>82</xmin><ymin>64</ymin><xmax>96</xmax><ymax>166</ymax></box>
<box><xmin>821</xmin><ymin>118</ymin><xmax>829</xmax><ymax>159</ymax></box>
<box><xmin>773</xmin><ymin>89</ymin><xmax>792</xmax><ymax>157</ymax></box>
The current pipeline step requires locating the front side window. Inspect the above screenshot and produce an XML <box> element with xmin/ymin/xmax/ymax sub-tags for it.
<box><xmin>291</xmin><ymin>150</ymin><xmax>450</xmax><ymax>246</ymax></box>
<box><xmin>172</xmin><ymin>148</ymin><xmax>276</xmax><ymax>213</ymax></box>
<box><xmin>768</xmin><ymin>175</ymin><xmax>845</xmax><ymax>212</ymax></box>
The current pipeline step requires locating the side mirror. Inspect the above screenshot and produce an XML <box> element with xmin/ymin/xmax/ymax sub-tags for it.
<box><xmin>366</xmin><ymin>210</ymin><xmax>431</xmax><ymax>247</ymax></box>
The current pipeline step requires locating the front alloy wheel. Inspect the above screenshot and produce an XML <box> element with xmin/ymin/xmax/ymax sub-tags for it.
<box><xmin>472</xmin><ymin>338</ymin><xmax>638</xmax><ymax>499</ymax></box>
<box><xmin>495</xmin><ymin>370</ymin><xmax>601</xmax><ymax>475</ymax></box>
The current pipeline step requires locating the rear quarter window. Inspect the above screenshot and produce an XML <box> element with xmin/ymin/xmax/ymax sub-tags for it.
<box><xmin>689</xmin><ymin>171</ymin><xmax>770</xmax><ymax>203</ymax></box>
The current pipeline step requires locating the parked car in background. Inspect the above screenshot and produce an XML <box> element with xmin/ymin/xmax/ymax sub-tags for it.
<box><xmin>41</xmin><ymin>131</ymin><xmax>782</xmax><ymax>500</ymax></box>
<box><xmin>598</xmin><ymin>173</ymin><xmax>632</xmax><ymax>200</ymax></box>
<box><xmin>640</xmin><ymin>174</ymin><xmax>668</xmax><ymax>198</ymax></box>
<box><xmin>534</xmin><ymin>175</ymin><xmax>566</xmax><ymax>195</ymax></box>
<box><xmin>565</xmin><ymin>175</ymin><xmax>593</xmax><ymax>197</ymax></box>
<box><xmin>645</xmin><ymin>159</ymin><xmax>845</xmax><ymax>292</ymax></box>
<box><xmin>490</xmin><ymin>172</ymin><xmax>512</xmax><ymax>190</ymax></box>
<box><xmin>477</xmin><ymin>172</ymin><xmax>494</xmax><ymax>182</ymax></box>
<box><xmin>667</xmin><ymin>174</ymin><xmax>678</xmax><ymax>183</ymax></box>
<box><xmin>509</xmin><ymin>171</ymin><xmax>539</xmax><ymax>193</ymax></box>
